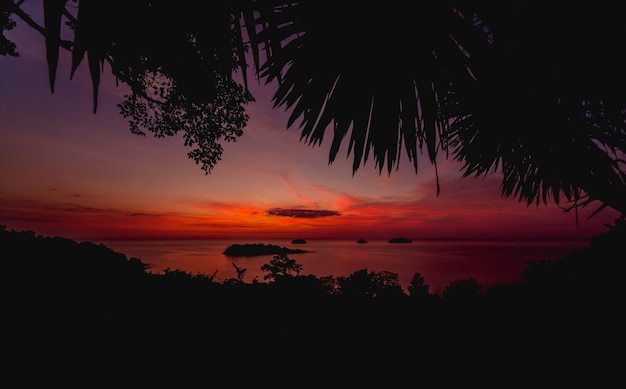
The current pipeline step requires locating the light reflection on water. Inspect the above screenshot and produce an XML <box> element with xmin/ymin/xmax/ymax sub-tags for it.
<box><xmin>97</xmin><ymin>238</ymin><xmax>589</xmax><ymax>292</ymax></box>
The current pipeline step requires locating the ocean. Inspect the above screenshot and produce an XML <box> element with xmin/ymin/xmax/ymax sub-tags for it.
<box><xmin>97</xmin><ymin>238</ymin><xmax>589</xmax><ymax>293</ymax></box>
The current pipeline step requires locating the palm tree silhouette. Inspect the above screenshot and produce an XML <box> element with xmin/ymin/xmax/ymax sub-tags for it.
<box><xmin>240</xmin><ymin>1</ymin><xmax>626</xmax><ymax>217</ymax></box>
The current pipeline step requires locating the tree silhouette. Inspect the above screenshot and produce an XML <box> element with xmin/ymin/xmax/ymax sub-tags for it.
<box><xmin>260</xmin><ymin>253</ymin><xmax>303</xmax><ymax>281</ymax></box>
<box><xmin>0</xmin><ymin>1</ymin><xmax>18</xmax><ymax>57</ymax></box>
<box><xmin>441</xmin><ymin>277</ymin><xmax>481</xmax><ymax>304</ymax></box>
<box><xmin>232</xmin><ymin>262</ymin><xmax>247</xmax><ymax>282</ymax></box>
<box><xmin>337</xmin><ymin>269</ymin><xmax>404</xmax><ymax>299</ymax></box>
<box><xmin>3</xmin><ymin>1</ymin><xmax>625</xmax><ymax>217</ymax></box>
<box><xmin>4</xmin><ymin>0</ymin><xmax>253</xmax><ymax>174</ymax></box>
<box><xmin>408</xmin><ymin>272</ymin><xmax>430</xmax><ymax>298</ymax></box>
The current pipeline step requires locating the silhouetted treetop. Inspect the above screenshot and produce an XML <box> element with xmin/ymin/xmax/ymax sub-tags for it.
<box><xmin>6</xmin><ymin>0</ymin><xmax>254</xmax><ymax>174</ymax></box>
<box><xmin>0</xmin><ymin>1</ymin><xmax>18</xmax><ymax>57</ymax></box>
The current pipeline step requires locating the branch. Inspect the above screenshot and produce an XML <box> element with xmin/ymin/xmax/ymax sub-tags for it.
<box><xmin>8</xmin><ymin>1</ymin><xmax>73</xmax><ymax>51</ymax></box>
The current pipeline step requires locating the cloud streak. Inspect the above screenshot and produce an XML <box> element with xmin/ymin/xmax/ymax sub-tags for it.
<box><xmin>266</xmin><ymin>208</ymin><xmax>341</xmax><ymax>218</ymax></box>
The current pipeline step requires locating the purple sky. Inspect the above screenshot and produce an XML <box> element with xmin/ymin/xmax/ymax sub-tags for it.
<box><xmin>0</xmin><ymin>3</ymin><xmax>621</xmax><ymax>241</ymax></box>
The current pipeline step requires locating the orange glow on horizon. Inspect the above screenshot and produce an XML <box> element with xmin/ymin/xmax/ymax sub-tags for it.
<box><xmin>0</xmin><ymin>191</ymin><xmax>620</xmax><ymax>242</ymax></box>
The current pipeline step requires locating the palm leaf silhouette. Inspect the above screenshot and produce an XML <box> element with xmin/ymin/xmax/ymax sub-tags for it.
<box><xmin>241</xmin><ymin>1</ymin><xmax>626</xmax><ymax>215</ymax></box>
<box><xmin>241</xmin><ymin>1</ymin><xmax>491</xmax><ymax>191</ymax></box>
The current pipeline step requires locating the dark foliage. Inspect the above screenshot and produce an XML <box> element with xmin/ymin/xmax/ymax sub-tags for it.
<box><xmin>5</xmin><ymin>0</ymin><xmax>254</xmax><ymax>174</ymax></box>
<box><xmin>407</xmin><ymin>271</ymin><xmax>429</xmax><ymax>298</ymax></box>
<box><xmin>3</xmin><ymin>220</ymin><xmax>623</xmax><ymax>384</ymax></box>
<box><xmin>242</xmin><ymin>1</ymin><xmax>626</xmax><ymax>216</ymax></box>
<box><xmin>260</xmin><ymin>252</ymin><xmax>303</xmax><ymax>280</ymax></box>
<box><xmin>0</xmin><ymin>0</ymin><xmax>18</xmax><ymax>57</ymax></box>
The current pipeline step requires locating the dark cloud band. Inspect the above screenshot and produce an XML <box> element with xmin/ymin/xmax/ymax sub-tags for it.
<box><xmin>267</xmin><ymin>208</ymin><xmax>341</xmax><ymax>218</ymax></box>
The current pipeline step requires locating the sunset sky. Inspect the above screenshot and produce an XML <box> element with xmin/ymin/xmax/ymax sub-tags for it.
<box><xmin>1</xmin><ymin>5</ymin><xmax>621</xmax><ymax>242</ymax></box>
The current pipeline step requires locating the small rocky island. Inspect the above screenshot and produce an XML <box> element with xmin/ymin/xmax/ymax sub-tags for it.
<box><xmin>356</xmin><ymin>239</ymin><xmax>368</xmax><ymax>243</ymax></box>
<box><xmin>223</xmin><ymin>243</ymin><xmax>309</xmax><ymax>257</ymax></box>
<box><xmin>388</xmin><ymin>238</ymin><xmax>412</xmax><ymax>243</ymax></box>
<box><xmin>291</xmin><ymin>239</ymin><xmax>307</xmax><ymax>244</ymax></box>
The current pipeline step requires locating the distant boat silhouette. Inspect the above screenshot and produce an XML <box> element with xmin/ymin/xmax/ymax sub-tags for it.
<box><xmin>388</xmin><ymin>238</ymin><xmax>412</xmax><ymax>243</ymax></box>
<box><xmin>356</xmin><ymin>239</ymin><xmax>368</xmax><ymax>243</ymax></box>
<box><xmin>291</xmin><ymin>238</ymin><xmax>307</xmax><ymax>244</ymax></box>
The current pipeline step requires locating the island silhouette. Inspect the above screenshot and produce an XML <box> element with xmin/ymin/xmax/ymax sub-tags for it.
<box><xmin>223</xmin><ymin>242</ymin><xmax>309</xmax><ymax>256</ymax></box>
<box><xmin>388</xmin><ymin>238</ymin><xmax>412</xmax><ymax>243</ymax></box>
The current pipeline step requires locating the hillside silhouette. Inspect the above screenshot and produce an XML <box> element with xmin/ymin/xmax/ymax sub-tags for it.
<box><xmin>3</xmin><ymin>220</ymin><xmax>623</xmax><ymax>385</ymax></box>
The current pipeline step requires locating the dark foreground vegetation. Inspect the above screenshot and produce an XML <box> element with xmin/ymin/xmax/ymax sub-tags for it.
<box><xmin>3</xmin><ymin>221</ymin><xmax>624</xmax><ymax>385</ymax></box>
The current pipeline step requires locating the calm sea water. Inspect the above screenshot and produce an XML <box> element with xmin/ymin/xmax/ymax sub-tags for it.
<box><xmin>97</xmin><ymin>238</ymin><xmax>589</xmax><ymax>293</ymax></box>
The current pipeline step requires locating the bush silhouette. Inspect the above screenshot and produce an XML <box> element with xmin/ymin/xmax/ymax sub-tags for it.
<box><xmin>2</xmin><ymin>222</ymin><xmax>623</xmax><ymax>384</ymax></box>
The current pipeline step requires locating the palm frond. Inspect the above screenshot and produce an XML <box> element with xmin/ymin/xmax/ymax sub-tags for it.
<box><xmin>243</xmin><ymin>1</ymin><xmax>488</xmax><ymax>181</ymax></box>
<box><xmin>43</xmin><ymin>0</ymin><xmax>67</xmax><ymax>94</ymax></box>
